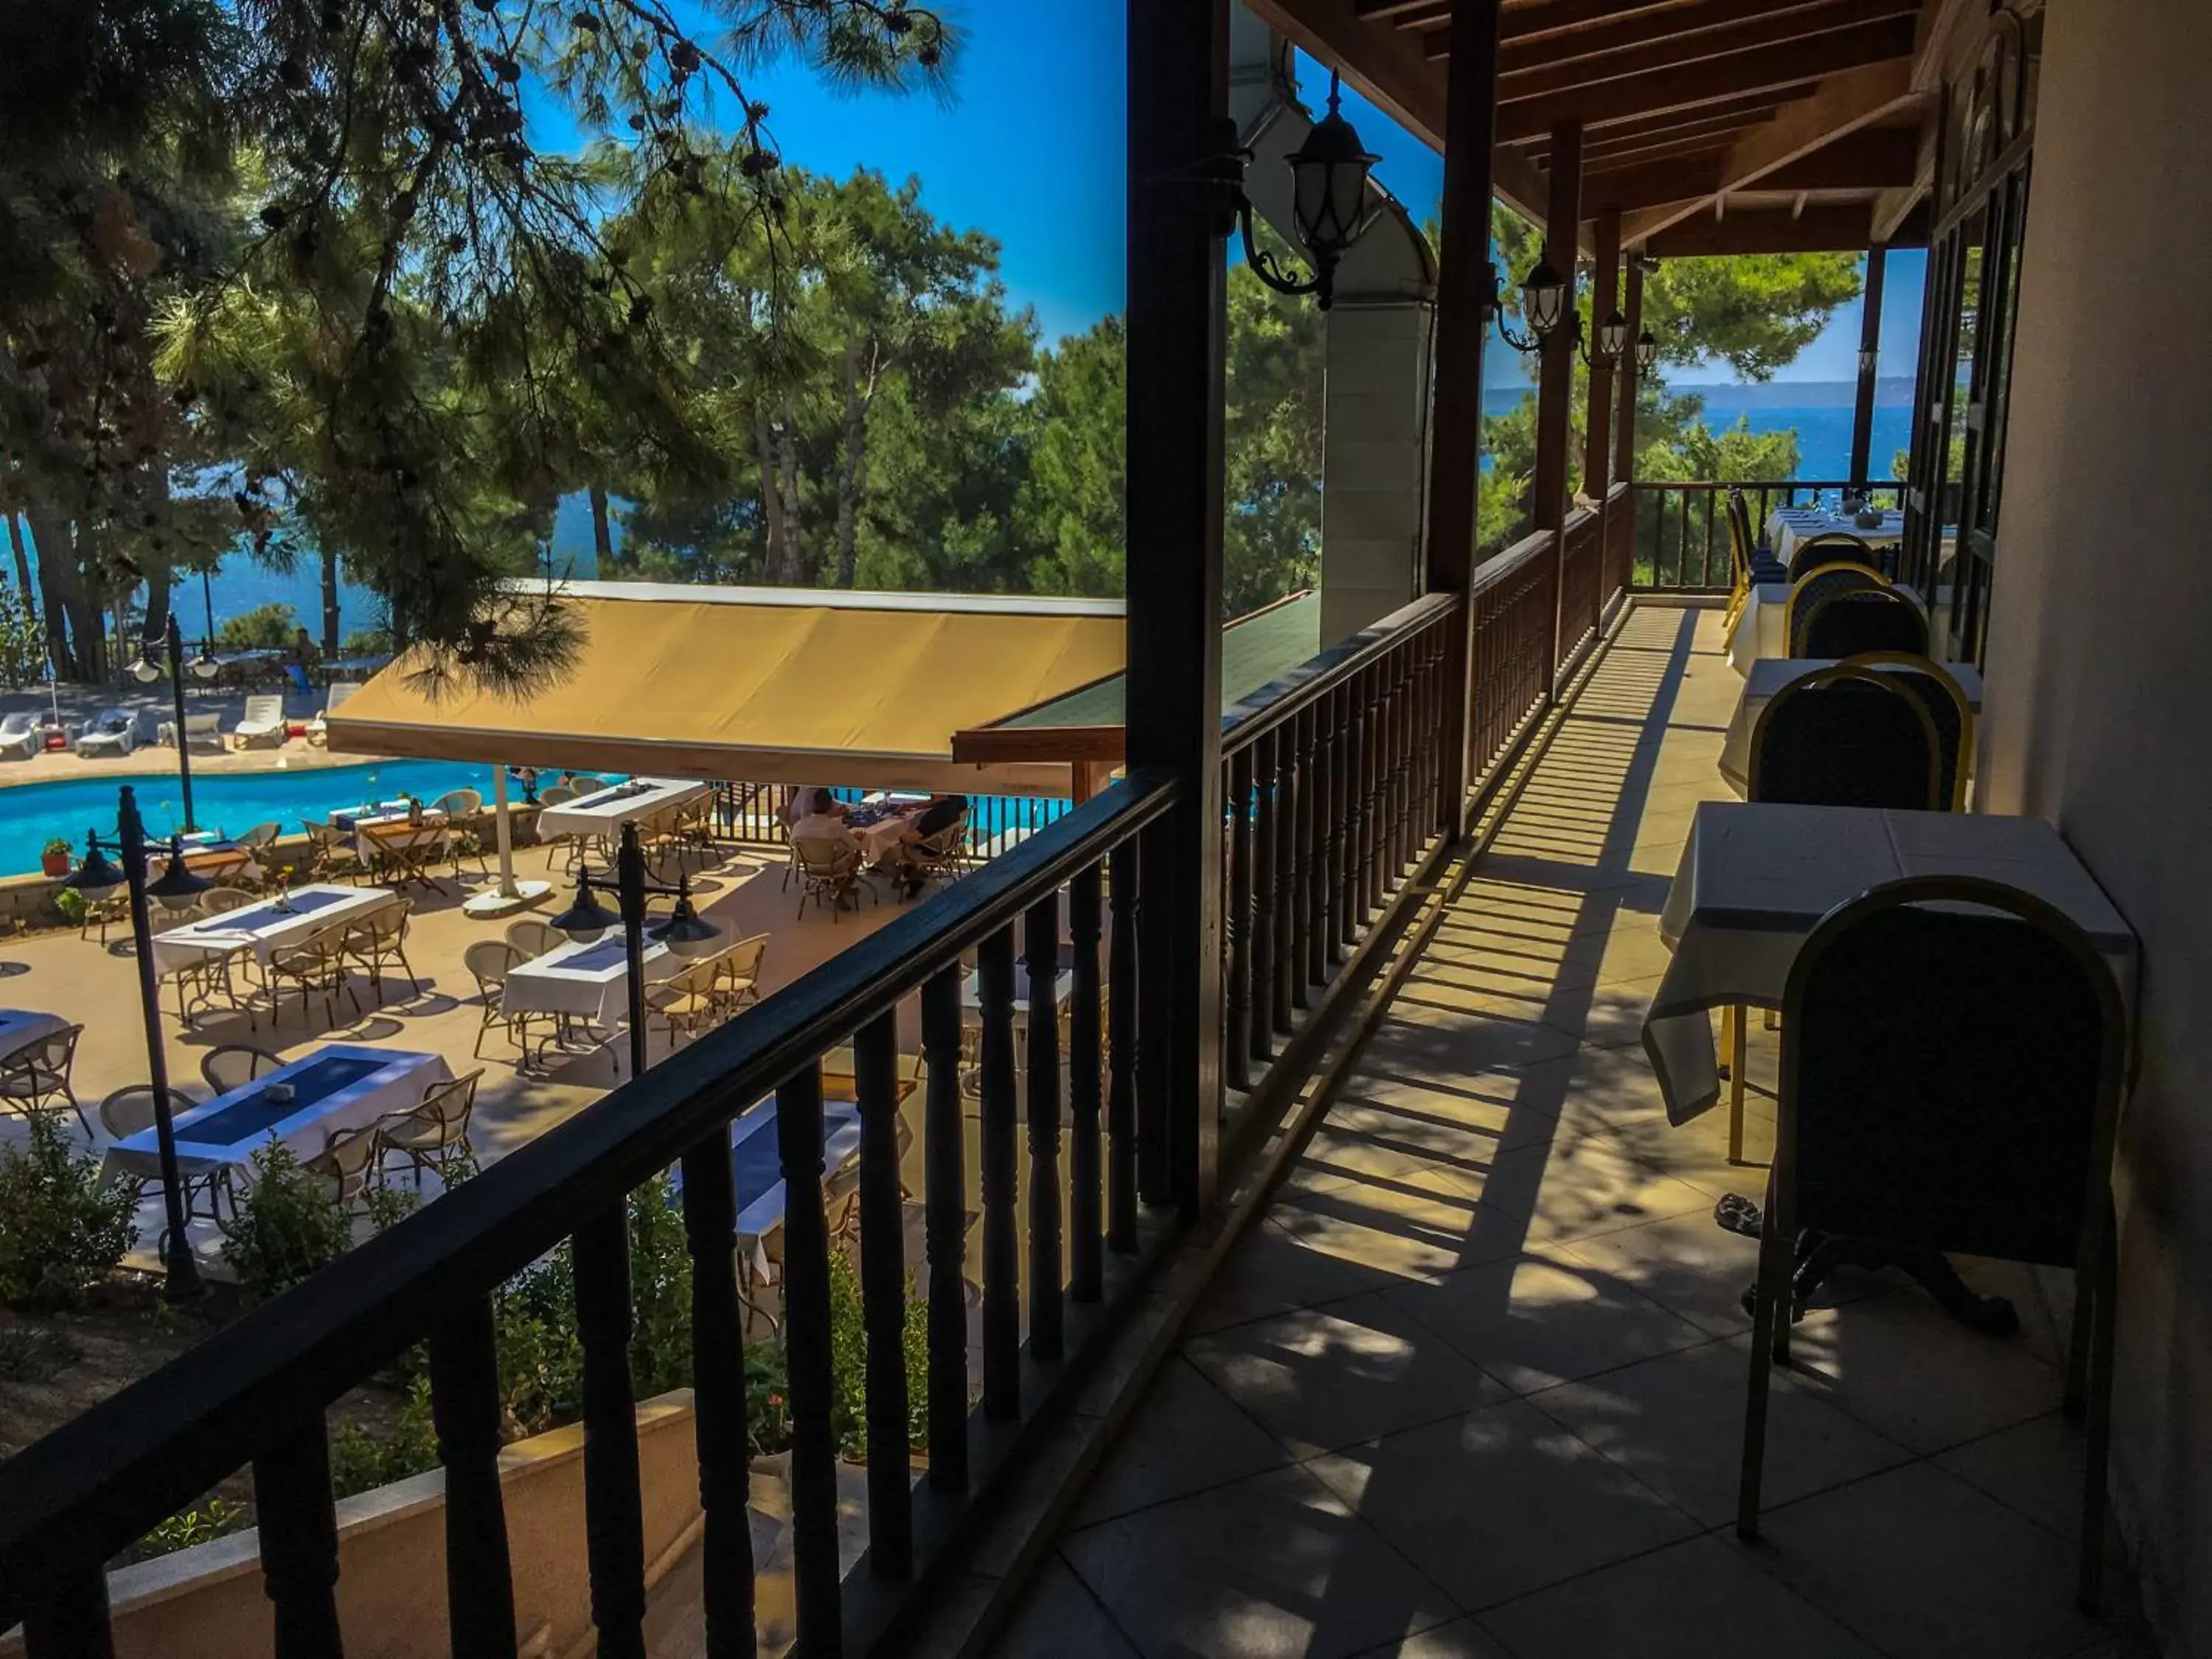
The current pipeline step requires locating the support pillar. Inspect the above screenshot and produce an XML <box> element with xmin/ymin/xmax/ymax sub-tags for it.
<box><xmin>1531</xmin><ymin>122</ymin><xmax>1583</xmax><ymax>534</ymax></box>
<box><xmin>1419</xmin><ymin>0</ymin><xmax>1503</xmax><ymax>837</ymax></box>
<box><xmin>1126</xmin><ymin>0</ymin><xmax>1227</xmax><ymax>1219</ymax></box>
<box><xmin>1615</xmin><ymin>256</ymin><xmax>1644</xmax><ymax>487</ymax></box>
<box><xmin>1848</xmin><ymin>243</ymin><xmax>1888</xmax><ymax>488</ymax></box>
<box><xmin>1583</xmin><ymin>210</ymin><xmax>1621</xmax><ymax>498</ymax></box>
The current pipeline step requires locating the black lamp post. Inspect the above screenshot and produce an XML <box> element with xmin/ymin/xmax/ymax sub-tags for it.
<box><xmin>64</xmin><ymin>785</ymin><xmax>210</xmax><ymax>1302</ymax></box>
<box><xmin>549</xmin><ymin>821</ymin><xmax>720</xmax><ymax>1077</ymax></box>
<box><xmin>128</xmin><ymin>613</ymin><xmax>218</xmax><ymax>835</ymax></box>
<box><xmin>1228</xmin><ymin>69</ymin><xmax>1381</xmax><ymax>312</ymax></box>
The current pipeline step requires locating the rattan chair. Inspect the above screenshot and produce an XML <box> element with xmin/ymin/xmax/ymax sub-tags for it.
<box><xmin>265</xmin><ymin>926</ymin><xmax>360</xmax><ymax>1026</ymax></box>
<box><xmin>195</xmin><ymin>886</ymin><xmax>255</xmax><ymax>919</ymax></box>
<box><xmin>1</xmin><ymin>1025</ymin><xmax>87</xmax><ymax>1134</ymax></box>
<box><xmin>77</xmin><ymin>887</ymin><xmax>130</xmax><ymax>945</ymax></box>
<box><xmin>303</xmin><ymin>820</ymin><xmax>365</xmax><ymax>884</ymax></box>
<box><xmin>1784</xmin><ymin>563</ymin><xmax>1889</xmax><ymax>657</ymax></box>
<box><xmin>793</xmin><ymin>836</ymin><xmax>870</xmax><ymax>921</ymax></box>
<box><xmin>1739</xmin><ymin>876</ymin><xmax>2124</xmax><ymax>1612</ymax></box>
<box><xmin>1784</xmin><ymin>529</ymin><xmax>1882</xmax><ymax>582</ymax></box>
<box><xmin>375</xmin><ymin>1068</ymin><xmax>484</xmax><ymax>1186</ymax></box>
<box><xmin>199</xmin><ymin>1043</ymin><xmax>286</xmax><ymax>1096</ymax></box>
<box><xmin>1800</xmin><ymin>585</ymin><xmax>1929</xmax><ymax>658</ymax></box>
<box><xmin>643</xmin><ymin>956</ymin><xmax>724</xmax><ymax>1046</ymax></box>
<box><xmin>341</xmin><ymin>896</ymin><xmax>420</xmax><ymax>1000</ymax></box>
<box><xmin>98</xmin><ymin>1084</ymin><xmax>232</xmax><ymax>1226</ymax></box>
<box><xmin>465</xmin><ymin>939</ymin><xmax>551</xmax><ymax>1064</ymax></box>
<box><xmin>431</xmin><ymin>788</ymin><xmax>491</xmax><ymax>877</ymax></box>
<box><xmin>304</xmin><ymin>1124</ymin><xmax>381</xmax><ymax>1213</ymax></box>
<box><xmin>504</xmin><ymin>918</ymin><xmax>563</xmax><ymax>960</ymax></box>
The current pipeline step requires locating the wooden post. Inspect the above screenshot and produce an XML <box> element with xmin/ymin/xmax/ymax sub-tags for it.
<box><xmin>1583</xmin><ymin>210</ymin><xmax>1620</xmax><ymax>500</ymax></box>
<box><xmin>1419</xmin><ymin>0</ymin><xmax>1504</xmax><ymax>839</ymax></box>
<box><xmin>1126</xmin><ymin>0</ymin><xmax>1227</xmax><ymax>1218</ymax></box>
<box><xmin>1848</xmin><ymin>243</ymin><xmax>1888</xmax><ymax>487</ymax></box>
<box><xmin>1615</xmin><ymin>256</ymin><xmax>1644</xmax><ymax>487</ymax></box>
<box><xmin>1532</xmin><ymin>123</ymin><xmax>1582</xmax><ymax>535</ymax></box>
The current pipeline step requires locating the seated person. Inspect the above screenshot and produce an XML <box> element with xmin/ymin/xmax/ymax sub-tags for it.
<box><xmin>892</xmin><ymin>793</ymin><xmax>969</xmax><ymax>897</ymax></box>
<box><xmin>781</xmin><ymin>785</ymin><xmax>847</xmax><ymax>832</ymax></box>
<box><xmin>790</xmin><ymin>787</ymin><xmax>859</xmax><ymax>851</ymax></box>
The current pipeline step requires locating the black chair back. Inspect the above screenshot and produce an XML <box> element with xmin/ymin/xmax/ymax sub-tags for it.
<box><xmin>1840</xmin><ymin>653</ymin><xmax>1973</xmax><ymax>810</ymax></box>
<box><xmin>1781</xmin><ymin>877</ymin><xmax>2124</xmax><ymax>1266</ymax></box>
<box><xmin>1786</xmin><ymin>530</ymin><xmax>1880</xmax><ymax>582</ymax></box>
<box><xmin>1749</xmin><ymin>665</ymin><xmax>1941</xmax><ymax>810</ymax></box>
<box><xmin>1801</xmin><ymin>588</ymin><xmax>1930</xmax><ymax>658</ymax></box>
<box><xmin>1784</xmin><ymin>563</ymin><xmax>1885</xmax><ymax>656</ymax></box>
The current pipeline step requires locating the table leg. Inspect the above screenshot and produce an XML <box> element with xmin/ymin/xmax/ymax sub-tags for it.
<box><xmin>1714</xmin><ymin>1195</ymin><xmax>2020</xmax><ymax>1335</ymax></box>
<box><xmin>1727</xmin><ymin>1004</ymin><xmax>1748</xmax><ymax>1165</ymax></box>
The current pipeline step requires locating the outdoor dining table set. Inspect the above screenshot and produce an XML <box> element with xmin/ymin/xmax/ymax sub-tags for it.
<box><xmin>535</xmin><ymin>776</ymin><xmax>711</xmax><ymax>843</ymax></box>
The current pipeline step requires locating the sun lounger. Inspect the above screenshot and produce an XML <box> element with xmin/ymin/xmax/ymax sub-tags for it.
<box><xmin>74</xmin><ymin>710</ymin><xmax>139</xmax><ymax>759</ymax></box>
<box><xmin>159</xmin><ymin>711</ymin><xmax>224</xmax><ymax>751</ymax></box>
<box><xmin>307</xmin><ymin>681</ymin><xmax>362</xmax><ymax>746</ymax></box>
<box><xmin>0</xmin><ymin>712</ymin><xmax>38</xmax><ymax>762</ymax></box>
<box><xmin>232</xmin><ymin>693</ymin><xmax>288</xmax><ymax>748</ymax></box>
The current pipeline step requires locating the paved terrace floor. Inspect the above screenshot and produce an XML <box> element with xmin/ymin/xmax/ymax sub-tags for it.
<box><xmin>997</xmin><ymin>606</ymin><xmax>2149</xmax><ymax>1659</ymax></box>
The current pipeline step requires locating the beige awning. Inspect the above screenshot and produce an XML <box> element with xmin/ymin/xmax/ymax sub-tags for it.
<box><xmin>327</xmin><ymin>582</ymin><xmax>1128</xmax><ymax>795</ymax></box>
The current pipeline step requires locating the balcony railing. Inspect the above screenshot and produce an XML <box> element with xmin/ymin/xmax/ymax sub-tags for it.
<box><xmin>1628</xmin><ymin>479</ymin><xmax>1907</xmax><ymax>594</ymax></box>
<box><xmin>0</xmin><ymin>588</ymin><xmax>1493</xmax><ymax>1659</ymax></box>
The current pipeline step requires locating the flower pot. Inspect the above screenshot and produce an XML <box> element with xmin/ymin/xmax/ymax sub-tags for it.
<box><xmin>41</xmin><ymin>849</ymin><xmax>71</xmax><ymax>878</ymax></box>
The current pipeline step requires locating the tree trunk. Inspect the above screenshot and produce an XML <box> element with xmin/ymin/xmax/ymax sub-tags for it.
<box><xmin>774</xmin><ymin>411</ymin><xmax>804</xmax><ymax>585</ymax></box>
<box><xmin>754</xmin><ymin>414</ymin><xmax>792</xmax><ymax>583</ymax></box>
<box><xmin>833</xmin><ymin>337</ymin><xmax>876</xmax><ymax>589</ymax></box>
<box><xmin>589</xmin><ymin>481</ymin><xmax>614</xmax><ymax>575</ymax></box>
<box><xmin>4</xmin><ymin>513</ymin><xmax>35</xmax><ymax>622</ymax></box>
<box><xmin>25</xmin><ymin>511</ymin><xmax>81</xmax><ymax>678</ymax></box>
<box><xmin>321</xmin><ymin>544</ymin><xmax>341</xmax><ymax>653</ymax></box>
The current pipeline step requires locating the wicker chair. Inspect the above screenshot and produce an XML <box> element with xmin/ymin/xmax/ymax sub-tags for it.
<box><xmin>341</xmin><ymin>896</ymin><xmax>420</xmax><ymax>1000</ymax></box>
<box><xmin>375</xmin><ymin>1068</ymin><xmax>484</xmax><ymax>1186</ymax></box>
<box><xmin>200</xmin><ymin>1043</ymin><xmax>285</xmax><ymax>1096</ymax></box>
<box><xmin>304</xmin><ymin>1124</ymin><xmax>381</xmax><ymax>1213</ymax></box>
<box><xmin>793</xmin><ymin>836</ymin><xmax>870</xmax><ymax>921</ymax></box>
<box><xmin>265</xmin><ymin>926</ymin><xmax>359</xmax><ymax>1027</ymax></box>
<box><xmin>1</xmin><ymin>1025</ymin><xmax>88</xmax><ymax>1134</ymax></box>
<box><xmin>1739</xmin><ymin>877</ymin><xmax>2124</xmax><ymax>1611</ymax></box>
<box><xmin>431</xmin><ymin>788</ymin><xmax>490</xmax><ymax>877</ymax></box>
<box><xmin>98</xmin><ymin>1084</ymin><xmax>232</xmax><ymax>1226</ymax></box>
<box><xmin>504</xmin><ymin>918</ymin><xmax>563</xmax><ymax>960</ymax></box>
<box><xmin>465</xmin><ymin>939</ymin><xmax>550</xmax><ymax>1064</ymax></box>
<box><xmin>303</xmin><ymin>820</ymin><xmax>365</xmax><ymax>884</ymax></box>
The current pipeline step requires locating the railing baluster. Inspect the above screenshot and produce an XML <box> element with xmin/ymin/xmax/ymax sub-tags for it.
<box><xmin>1290</xmin><ymin>705</ymin><xmax>1315</xmax><ymax>1013</ymax></box>
<box><xmin>1308</xmin><ymin>699</ymin><xmax>1333</xmax><ymax>987</ymax></box>
<box><xmin>1023</xmin><ymin>897</ymin><xmax>1065</xmax><ymax>1363</ymax></box>
<box><xmin>775</xmin><ymin>1062</ymin><xmax>844</xmax><ymax>1652</ymax></box>
<box><xmin>572</xmin><ymin>1206</ymin><xmax>648</xmax><ymax>1659</ymax></box>
<box><xmin>253</xmin><ymin>1411</ymin><xmax>342</xmax><ymax>1659</ymax></box>
<box><xmin>678</xmin><ymin>1120</ymin><xmax>757</xmax><ymax>1659</ymax></box>
<box><xmin>919</xmin><ymin>967</ymin><xmax>970</xmax><ymax>1489</ymax></box>
<box><xmin>1224</xmin><ymin>745</ymin><xmax>1253</xmax><ymax>1091</ymax></box>
<box><xmin>1249</xmin><ymin>731</ymin><xmax>1279</xmax><ymax>1062</ymax></box>
<box><xmin>1068</xmin><ymin>864</ymin><xmax>1105</xmax><ymax>1300</ymax></box>
<box><xmin>855</xmin><ymin>1010</ymin><xmax>914</xmax><ymax>1578</ymax></box>
<box><xmin>1105</xmin><ymin>840</ymin><xmax>1138</xmax><ymax>1253</ymax></box>
<box><xmin>978</xmin><ymin>924</ymin><xmax>1023</xmax><ymax>1414</ymax></box>
<box><xmin>429</xmin><ymin>1296</ymin><xmax>521</xmax><ymax>1659</ymax></box>
<box><xmin>1332</xmin><ymin>683</ymin><xmax>1356</xmax><ymax>959</ymax></box>
<box><xmin>19</xmin><ymin>1556</ymin><xmax>112</xmax><ymax>1659</ymax></box>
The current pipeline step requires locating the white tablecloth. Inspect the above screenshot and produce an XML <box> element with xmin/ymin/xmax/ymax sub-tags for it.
<box><xmin>1728</xmin><ymin>581</ymin><xmax>1927</xmax><ymax>677</ymax></box>
<box><xmin>1765</xmin><ymin>509</ymin><xmax>1904</xmax><ymax>572</ymax></box>
<box><xmin>1718</xmin><ymin>658</ymin><xmax>1983</xmax><ymax>797</ymax></box>
<box><xmin>536</xmin><ymin>777</ymin><xmax>709</xmax><ymax>842</ymax></box>
<box><xmin>0</xmin><ymin>1009</ymin><xmax>69</xmax><ymax>1068</ymax></box>
<box><xmin>504</xmin><ymin>933</ymin><xmax>678</xmax><ymax>1029</ymax></box>
<box><xmin>854</xmin><ymin>813</ymin><xmax>918</xmax><ymax>864</ymax></box>
<box><xmin>149</xmin><ymin>885</ymin><xmax>395</xmax><ymax>975</ymax></box>
<box><xmin>102</xmin><ymin>1044</ymin><xmax>451</xmax><ymax>1182</ymax></box>
<box><xmin>1642</xmin><ymin>802</ymin><xmax>2138</xmax><ymax>1124</ymax></box>
<box><xmin>724</xmin><ymin>1098</ymin><xmax>864</xmax><ymax>1239</ymax></box>
<box><xmin>961</xmin><ymin>965</ymin><xmax>1077</xmax><ymax>1020</ymax></box>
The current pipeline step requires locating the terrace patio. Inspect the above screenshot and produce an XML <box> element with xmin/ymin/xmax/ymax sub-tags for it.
<box><xmin>994</xmin><ymin>606</ymin><xmax>2149</xmax><ymax>1659</ymax></box>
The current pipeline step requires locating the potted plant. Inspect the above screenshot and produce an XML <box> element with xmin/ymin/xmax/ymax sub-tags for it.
<box><xmin>40</xmin><ymin>838</ymin><xmax>73</xmax><ymax>879</ymax></box>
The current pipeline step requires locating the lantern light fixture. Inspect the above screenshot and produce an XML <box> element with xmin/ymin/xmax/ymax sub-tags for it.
<box><xmin>1230</xmin><ymin>70</ymin><xmax>1381</xmax><ymax>312</ymax></box>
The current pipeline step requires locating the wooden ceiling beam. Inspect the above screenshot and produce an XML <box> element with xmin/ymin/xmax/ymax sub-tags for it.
<box><xmin>1644</xmin><ymin>202</ymin><xmax>1897</xmax><ymax>255</ymax></box>
<box><xmin>1578</xmin><ymin>131</ymin><xmax>1744</xmax><ymax>171</ymax></box>
<box><xmin>1363</xmin><ymin>0</ymin><xmax>1686</xmax><ymax>38</ymax></box>
<box><xmin>1577</xmin><ymin>108</ymin><xmax>1778</xmax><ymax>160</ymax></box>
<box><xmin>1581</xmin><ymin>154</ymin><xmax>1731</xmax><ymax>214</ymax></box>
<box><xmin>1514</xmin><ymin>91</ymin><xmax>1792</xmax><ymax>156</ymax></box>
<box><xmin>1477</xmin><ymin>0</ymin><xmax>1918</xmax><ymax>91</ymax></box>
<box><xmin>1495</xmin><ymin>16</ymin><xmax>1915</xmax><ymax>142</ymax></box>
<box><xmin>1619</xmin><ymin>57</ymin><xmax>1925</xmax><ymax>240</ymax></box>
<box><xmin>1756</xmin><ymin>125</ymin><xmax>1921</xmax><ymax>190</ymax></box>
<box><xmin>1486</xmin><ymin>0</ymin><xmax>1907</xmax><ymax>74</ymax></box>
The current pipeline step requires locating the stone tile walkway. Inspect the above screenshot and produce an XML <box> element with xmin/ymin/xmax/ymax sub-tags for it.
<box><xmin>998</xmin><ymin>607</ymin><xmax>2144</xmax><ymax>1659</ymax></box>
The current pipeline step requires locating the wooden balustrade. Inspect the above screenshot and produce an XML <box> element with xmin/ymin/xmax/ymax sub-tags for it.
<box><xmin>1470</xmin><ymin>528</ymin><xmax>1561</xmax><ymax>796</ymax></box>
<box><xmin>1557</xmin><ymin>507</ymin><xmax>1603</xmax><ymax>681</ymax></box>
<box><xmin>1627</xmin><ymin>479</ymin><xmax>1908</xmax><ymax>593</ymax></box>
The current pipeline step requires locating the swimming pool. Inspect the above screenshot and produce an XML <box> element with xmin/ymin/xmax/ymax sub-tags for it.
<box><xmin>3</xmin><ymin>759</ymin><xmax>505</xmax><ymax>874</ymax></box>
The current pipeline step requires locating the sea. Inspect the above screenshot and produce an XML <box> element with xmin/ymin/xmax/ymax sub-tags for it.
<box><xmin>18</xmin><ymin>380</ymin><xmax>1914</xmax><ymax>636</ymax></box>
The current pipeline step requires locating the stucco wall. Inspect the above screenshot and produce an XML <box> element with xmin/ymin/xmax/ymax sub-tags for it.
<box><xmin>1974</xmin><ymin>0</ymin><xmax>2212</xmax><ymax>1648</ymax></box>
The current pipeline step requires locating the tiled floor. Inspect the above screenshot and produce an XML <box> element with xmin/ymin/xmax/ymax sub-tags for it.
<box><xmin>998</xmin><ymin>607</ymin><xmax>2142</xmax><ymax>1659</ymax></box>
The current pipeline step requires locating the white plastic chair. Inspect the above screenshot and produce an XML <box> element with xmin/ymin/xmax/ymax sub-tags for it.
<box><xmin>74</xmin><ymin>709</ymin><xmax>139</xmax><ymax>758</ymax></box>
<box><xmin>233</xmin><ymin>694</ymin><xmax>288</xmax><ymax>748</ymax></box>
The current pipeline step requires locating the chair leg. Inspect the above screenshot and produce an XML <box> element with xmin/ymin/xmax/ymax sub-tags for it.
<box><xmin>1728</xmin><ymin>1003</ymin><xmax>1749</xmax><ymax>1164</ymax></box>
<box><xmin>2078</xmin><ymin>1210</ymin><xmax>2118</xmax><ymax>1613</ymax></box>
<box><xmin>1737</xmin><ymin>1166</ymin><xmax>1791</xmax><ymax>1540</ymax></box>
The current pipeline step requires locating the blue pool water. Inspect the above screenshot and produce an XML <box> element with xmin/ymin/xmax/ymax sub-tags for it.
<box><xmin>5</xmin><ymin>759</ymin><xmax>504</xmax><ymax>873</ymax></box>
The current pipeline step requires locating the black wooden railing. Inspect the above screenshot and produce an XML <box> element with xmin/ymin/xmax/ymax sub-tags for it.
<box><xmin>713</xmin><ymin>783</ymin><xmax>1071</xmax><ymax>853</ymax></box>
<box><xmin>0</xmin><ymin>594</ymin><xmax>1475</xmax><ymax>1659</ymax></box>
<box><xmin>1628</xmin><ymin>479</ymin><xmax>1907</xmax><ymax>594</ymax></box>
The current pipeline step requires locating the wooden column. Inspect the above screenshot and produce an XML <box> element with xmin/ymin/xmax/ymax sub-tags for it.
<box><xmin>1615</xmin><ymin>256</ymin><xmax>1644</xmax><ymax>485</ymax></box>
<box><xmin>1531</xmin><ymin>123</ymin><xmax>1582</xmax><ymax>534</ymax></box>
<box><xmin>1126</xmin><ymin>0</ymin><xmax>1227</xmax><ymax>1218</ymax></box>
<box><xmin>1848</xmin><ymin>243</ymin><xmax>1888</xmax><ymax>487</ymax></box>
<box><xmin>1421</xmin><ymin>0</ymin><xmax>1503</xmax><ymax>838</ymax></box>
<box><xmin>1582</xmin><ymin>209</ymin><xmax>1621</xmax><ymax>498</ymax></box>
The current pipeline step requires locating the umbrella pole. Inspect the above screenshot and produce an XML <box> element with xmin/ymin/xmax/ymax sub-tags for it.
<box><xmin>462</xmin><ymin>765</ymin><xmax>550</xmax><ymax>919</ymax></box>
<box><xmin>494</xmin><ymin>765</ymin><xmax>518</xmax><ymax>899</ymax></box>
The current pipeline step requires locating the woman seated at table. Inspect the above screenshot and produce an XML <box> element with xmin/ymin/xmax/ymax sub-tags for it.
<box><xmin>891</xmin><ymin>793</ymin><xmax>968</xmax><ymax>898</ymax></box>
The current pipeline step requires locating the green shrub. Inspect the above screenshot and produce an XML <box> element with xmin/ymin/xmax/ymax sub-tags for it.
<box><xmin>329</xmin><ymin>1375</ymin><xmax>442</xmax><ymax>1498</ymax></box>
<box><xmin>823</xmin><ymin>1248</ymin><xmax>931</xmax><ymax>1457</ymax></box>
<box><xmin>117</xmin><ymin>1497</ymin><xmax>251</xmax><ymax>1566</ymax></box>
<box><xmin>0</xmin><ymin>1115</ymin><xmax>138</xmax><ymax>1308</ymax></box>
<box><xmin>51</xmin><ymin>887</ymin><xmax>87</xmax><ymax>927</ymax></box>
<box><xmin>0</xmin><ymin>1324</ymin><xmax>80</xmax><ymax>1380</ymax></box>
<box><xmin>218</xmin><ymin>1140</ymin><xmax>353</xmax><ymax>1303</ymax></box>
<box><xmin>216</xmin><ymin>602</ymin><xmax>297</xmax><ymax>649</ymax></box>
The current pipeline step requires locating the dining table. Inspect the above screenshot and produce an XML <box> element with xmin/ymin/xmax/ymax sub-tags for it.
<box><xmin>0</xmin><ymin>1009</ymin><xmax>69</xmax><ymax>1068</ymax></box>
<box><xmin>1727</xmin><ymin>578</ymin><xmax>1927</xmax><ymax>676</ymax></box>
<box><xmin>670</xmin><ymin>1093</ymin><xmax>866</xmax><ymax>1318</ymax></box>
<box><xmin>100</xmin><ymin>1044</ymin><xmax>451</xmax><ymax>1188</ymax></box>
<box><xmin>331</xmin><ymin>801</ymin><xmax>449</xmax><ymax>860</ymax></box>
<box><xmin>535</xmin><ymin>777</ymin><xmax>709</xmax><ymax>843</ymax></box>
<box><xmin>502</xmin><ymin>933</ymin><xmax>680</xmax><ymax>1039</ymax></box>
<box><xmin>149</xmin><ymin>884</ymin><xmax>395</xmax><ymax>977</ymax></box>
<box><xmin>1764</xmin><ymin>506</ymin><xmax>1905</xmax><ymax>570</ymax></box>
<box><xmin>1717</xmin><ymin>657</ymin><xmax>1984</xmax><ymax>797</ymax></box>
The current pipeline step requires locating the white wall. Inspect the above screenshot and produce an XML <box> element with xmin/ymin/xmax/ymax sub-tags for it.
<box><xmin>1975</xmin><ymin>0</ymin><xmax>2212</xmax><ymax>1647</ymax></box>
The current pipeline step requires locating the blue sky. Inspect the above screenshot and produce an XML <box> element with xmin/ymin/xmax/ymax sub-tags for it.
<box><xmin>533</xmin><ymin>1</ymin><xmax>1916</xmax><ymax>383</ymax></box>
